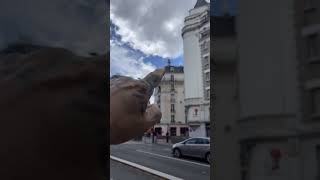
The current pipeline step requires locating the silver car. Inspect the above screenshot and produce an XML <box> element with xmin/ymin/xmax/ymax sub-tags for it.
<box><xmin>172</xmin><ymin>137</ymin><xmax>211</xmax><ymax>163</ymax></box>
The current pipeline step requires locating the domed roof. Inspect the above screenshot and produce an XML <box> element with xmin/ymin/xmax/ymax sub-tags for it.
<box><xmin>194</xmin><ymin>0</ymin><xmax>209</xmax><ymax>8</ymax></box>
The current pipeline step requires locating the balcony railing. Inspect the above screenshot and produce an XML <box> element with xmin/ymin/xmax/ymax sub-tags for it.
<box><xmin>204</xmin><ymin>64</ymin><xmax>209</xmax><ymax>70</ymax></box>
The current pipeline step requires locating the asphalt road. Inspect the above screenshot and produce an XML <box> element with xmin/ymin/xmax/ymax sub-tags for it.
<box><xmin>110</xmin><ymin>141</ymin><xmax>210</xmax><ymax>180</ymax></box>
<box><xmin>110</xmin><ymin>160</ymin><xmax>162</xmax><ymax>180</ymax></box>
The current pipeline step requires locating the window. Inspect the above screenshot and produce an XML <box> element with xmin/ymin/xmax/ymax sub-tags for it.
<box><xmin>171</xmin><ymin>104</ymin><xmax>175</xmax><ymax>113</ymax></box>
<box><xmin>204</xmin><ymin>56</ymin><xmax>209</xmax><ymax>64</ymax></box>
<box><xmin>205</xmin><ymin>72</ymin><xmax>210</xmax><ymax>81</ymax></box>
<box><xmin>206</xmin><ymin>89</ymin><xmax>210</xmax><ymax>99</ymax></box>
<box><xmin>203</xmin><ymin>139</ymin><xmax>210</xmax><ymax>144</ymax></box>
<box><xmin>311</xmin><ymin>88</ymin><xmax>320</xmax><ymax>114</ymax></box>
<box><xmin>155</xmin><ymin>127</ymin><xmax>162</xmax><ymax>135</ymax></box>
<box><xmin>202</xmin><ymin>42</ymin><xmax>209</xmax><ymax>52</ymax></box>
<box><xmin>170</xmin><ymin>127</ymin><xmax>176</xmax><ymax>136</ymax></box>
<box><xmin>307</xmin><ymin>34</ymin><xmax>318</xmax><ymax>58</ymax></box>
<box><xmin>194</xmin><ymin>109</ymin><xmax>198</xmax><ymax>116</ymax></box>
<box><xmin>171</xmin><ymin>83</ymin><xmax>175</xmax><ymax>91</ymax></box>
<box><xmin>185</xmin><ymin>138</ymin><xmax>196</xmax><ymax>144</ymax></box>
<box><xmin>195</xmin><ymin>138</ymin><xmax>207</xmax><ymax>144</ymax></box>
<box><xmin>171</xmin><ymin>115</ymin><xmax>175</xmax><ymax>122</ymax></box>
<box><xmin>158</xmin><ymin>86</ymin><xmax>161</xmax><ymax>92</ymax></box>
<box><xmin>170</xmin><ymin>93</ymin><xmax>175</xmax><ymax>103</ymax></box>
<box><xmin>170</xmin><ymin>74</ymin><xmax>174</xmax><ymax>81</ymax></box>
<box><xmin>204</xmin><ymin>42</ymin><xmax>208</xmax><ymax>49</ymax></box>
<box><xmin>180</xmin><ymin>127</ymin><xmax>188</xmax><ymax>136</ymax></box>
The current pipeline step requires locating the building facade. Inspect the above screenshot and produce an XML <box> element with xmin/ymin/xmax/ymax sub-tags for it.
<box><xmin>182</xmin><ymin>0</ymin><xmax>210</xmax><ymax>137</ymax></box>
<box><xmin>213</xmin><ymin>0</ymin><xmax>320</xmax><ymax>180</ymax></box>
<box><xmin>153</xmin><ymin>65</ymin><xmax>188</xmax><ymax>137</ymax></box>
<box><xmin>212</xmin><ymin>15</ymin><xmax>239</xmax><ymax>180</ymax></box>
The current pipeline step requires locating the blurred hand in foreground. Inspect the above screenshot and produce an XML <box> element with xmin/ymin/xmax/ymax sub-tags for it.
<box><xmin>0</xmin><ymin>44</ymin><xmax>108</xmax><ymax>180</ymax></box>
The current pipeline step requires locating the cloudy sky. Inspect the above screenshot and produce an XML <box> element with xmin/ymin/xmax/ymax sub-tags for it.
<box><xmin>110</xmin><ymin>0</ymin><xmax>211</xmax><ymax>80</ymax></box>
<box><xmin>0</xmin><ymin>0</ymin><xmax>108</xmax><ymax>56</ymax></box>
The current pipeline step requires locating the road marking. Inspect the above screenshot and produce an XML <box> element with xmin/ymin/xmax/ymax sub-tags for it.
<box><xmin>110</xmin><ymin>155</ymin><xmax>184</xmax><ymax>180</ymax></box>
<box><xmin>136</xmin><ymin>149</ymin><xmax>210</xmax><ymax>167</ymax></box>
<box><xmin>162</xmin><ymin>148</ymin><xmax>171</xmax><ymax>151</ymax></box>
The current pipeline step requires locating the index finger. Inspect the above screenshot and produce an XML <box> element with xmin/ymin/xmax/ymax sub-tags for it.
<box><xmin>142</xmin><ymin>69</ymin><xmax>165</xmax><ymax>99</ymax></box>
<box><xmin>137</xmin><ymin>69</ymin><xmax>165</xmax><ymax>112</ymax></box>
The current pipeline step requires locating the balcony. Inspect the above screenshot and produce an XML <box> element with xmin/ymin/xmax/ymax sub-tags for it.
<box><xmin>184</xmin><ymin>98</ymin><xmax>202</xmax><ymax>106</ymax></box>
<box><xmin>199</xmin><ymin>32</ymin><xmax>210</xmax><ymax>42</ymax></box>
<box><xmin>200</xmin><ymin>17</ymin><xmax>209</xmax><ymax>26</ymax></box>
<box><xmin>181</xmin><ymin>22</ymin><xmax>200</xmax><ymax>36</ymax></box>
<box><xmin>205</xmin><ymin>81</ymin><xmax>210</xmax><ymax>87</ymax></box>
<box><xmin>204</xmin><ymin>63</ymin><xmax>210</xmax><ymax>70</ymax></box>
<box><xmin>201</xmin><ymin>48</ymin><xmax>209</xmax><ymax>54</ymax></box>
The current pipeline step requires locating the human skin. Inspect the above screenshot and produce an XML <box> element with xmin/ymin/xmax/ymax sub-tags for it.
<box><xmin>0</xmin><ymin>44</ymin><xmax>164</xmax><ymax>179</ymax></box>
<box><xmin>0</xmin><ymin>44</ymin><xmax>108</xmax><ymax>180</ymax></box>
<box><xmin>110</xmin><ymin>69</ymin><xmax>165</xmax><ymax>144</ymax></box>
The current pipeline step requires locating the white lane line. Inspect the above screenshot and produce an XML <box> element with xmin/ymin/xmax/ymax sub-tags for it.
<box><xmin>110</xmin><ymin>155</ymin><xmax>184</xmax><ymax>180</ymax></box>
<box><xmin>162</xmin><ymin>148</ymin><xmax>171</xmax><ymax>151</ymax></box>
<box><xmin>136</xmin><ymin>149</ymin><xmax>210</xmax><ymax>168</ymax></box>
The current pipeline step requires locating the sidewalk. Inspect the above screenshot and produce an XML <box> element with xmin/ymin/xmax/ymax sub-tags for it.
<box><xmin>156</xmin><ymin>138</ymin><xmax>172</xmax><ymax>146</ymax></box>
<box><xmin>141</xmin><ymin>137</ymin><xmax>173</xmax><ymax>147</ymax></box>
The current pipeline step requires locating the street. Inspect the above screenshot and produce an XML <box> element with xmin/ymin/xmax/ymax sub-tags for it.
<box><xmin>110</xmin><ymin>141</ymin><xmax>210</xmax><ymax>180</ymax></box>
<box><xmin>110</xmin><ymin>160</ymin><xmax>162</xmax><ymax>180</ymax></box>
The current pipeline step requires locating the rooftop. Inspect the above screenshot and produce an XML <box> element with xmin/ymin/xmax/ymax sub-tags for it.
<box><xmin>194</xmin><ymin>0</ymin><xmax>209</xmax><ymax>8</ymax></box>
<box><xmin>164</xmin><ymin>66</ymin><xmax>184</xmax><ymax>73</ymax></box>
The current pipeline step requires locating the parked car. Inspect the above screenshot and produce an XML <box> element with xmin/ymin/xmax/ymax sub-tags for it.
<box><xmin>172</xmin><ymin>137</ymin><xmax>211</xmax><ymax>164</ymax></box>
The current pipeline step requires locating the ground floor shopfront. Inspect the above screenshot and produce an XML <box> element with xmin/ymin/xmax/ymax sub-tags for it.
<box><xmin>154</xmin><ymin>123</ymin><xmax>189</xmax><ymax>137</ymax></box>
<box><xmin>188</xmin><ymin>122</ymin><xmax>210</xmax><ymax>137</ymax></box>
<box><xmin>153</xmin><ymin>122</ymin><xmax>210</xmax><ymax>138</ymax></box>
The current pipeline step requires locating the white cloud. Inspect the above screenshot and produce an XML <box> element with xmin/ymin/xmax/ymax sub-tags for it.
<box><xmin>110</xmin><ymin>40</ymin><xmax>156</xmax><ymax>79</ymax></box>
<box><xmin>110</xmin><ymin>0</ymin><xmax>202</xmax><ymax>58</ymax></box>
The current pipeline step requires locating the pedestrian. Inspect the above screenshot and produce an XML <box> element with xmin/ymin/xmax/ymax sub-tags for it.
<box><xmin>153</xmin><ymin>131</ymin><xmax>157</xmax><ymax>144</ymax></box>
<box><xmin>166</xmin><ymin>132</ymin><xmax>169</xmax><ymax>143</ymax></box>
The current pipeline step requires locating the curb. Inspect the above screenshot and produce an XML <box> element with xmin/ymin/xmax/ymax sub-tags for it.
<box><xmin>110</xmin><ymin>155</ymin><xmax>184</xmax><ymax>180</ymax></box>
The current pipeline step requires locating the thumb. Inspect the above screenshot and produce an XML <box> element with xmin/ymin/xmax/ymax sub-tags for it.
<box><xmin>142</xmin><ymin>104</ymin><xmax>161</xmax><ymax>131</ymax></box>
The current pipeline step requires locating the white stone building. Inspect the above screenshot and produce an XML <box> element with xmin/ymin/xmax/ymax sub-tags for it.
<box><xmin>182</xmin><ymin>0</ymin><xmax>210</xmax><ymax>137</ymax></box>
<box><xmin>153</xmin><ymin>64</ymin><xmax>188</xmax><ymax>137</ymax></box>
